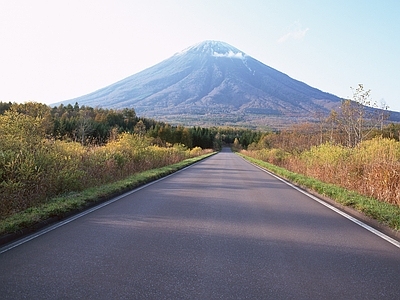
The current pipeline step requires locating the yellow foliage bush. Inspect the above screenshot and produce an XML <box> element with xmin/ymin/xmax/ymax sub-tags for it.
<box><xmin>351</xmin><ymin>138</ymin><xmax>400</xmax><ymax>204</ymax></box>
<box><xmin>0</xmin><ymin>127</ymin><xmax>208</xmax><ymax>218</ymax></box>
<box><xmin>189</xmin><ymin>147</ymin><xmax>204</xmax><ymax>157</ymax></box>
<box><xmin>243</xmin><ymin>137</ymin><xmax>400</xmax><ymax>206</ymax></box>
<box><xmin>294</xmin><ymin>138</ymin><xmax>400</xmax><ymax>205</ymax></box>
<box><xmin>242</xmin><ymin>148</ymin><xmax>288</xmax><ymax>165</ymax></box>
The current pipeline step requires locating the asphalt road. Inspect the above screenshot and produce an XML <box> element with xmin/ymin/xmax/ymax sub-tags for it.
<box><xmin>1</xmin><ymin>148</ymin><xmax>399</xmax><ymax>299</ymax></box>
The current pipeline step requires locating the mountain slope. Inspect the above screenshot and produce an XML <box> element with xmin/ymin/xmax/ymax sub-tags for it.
<box><xmin>55</xmin><ymin>41</ymin><xmax>361</xmax><ymax>126</ymax></box>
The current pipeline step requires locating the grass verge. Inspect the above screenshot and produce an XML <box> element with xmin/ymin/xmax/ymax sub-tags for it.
<box><xmin>238</xmin><ymin>153</ymin><xmax>400</xmax><ymax>232</ymax></box>
<box><xmin>0</xmin><ymin>152</ymin><xmax>215</xmax><ymax>239</ymax></box>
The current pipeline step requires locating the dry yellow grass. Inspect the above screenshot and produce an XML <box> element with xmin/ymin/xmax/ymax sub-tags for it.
<box><xmin>243</xmin><ymin>137</ymin><xmax>400</xmax><ymax>207</ymax></box>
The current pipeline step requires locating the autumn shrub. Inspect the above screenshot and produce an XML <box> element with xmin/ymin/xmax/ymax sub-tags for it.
<box><xmin>0</xmin><ymin>111</ymin><xmax>49</xmax><ymax>214</ymax></box>
<box><xmin>296</xmin><ymin>138</ymin><xmax>400</xmax><ymax>206</ymax></box>
<box><xmin>45</xmin><ymin>140</ymin><xmax>88</xmax><ymax>192</ymax></box>
<box><xmin>241</xmin><ymin>148</ymin><xmax>289</xmax><ymax>165</ymax></box>
<box><xmin>295</xmin><ymin>143</ymin><xmax>351</xmax><ymax>185</ymax></box>
<box><xmin>244</xmin><ymin>137</ymin><xmax>400</xmax><ymax>207</ymax></box>
<box><xmin>189</xmin><ymin>146</ymin><xmax>204</xmax><ymax>157</ymax></box>
<box><xmin>351</xmin><ymin>138</ymin><xmax>400</xmax><ymax>205</ymax></box>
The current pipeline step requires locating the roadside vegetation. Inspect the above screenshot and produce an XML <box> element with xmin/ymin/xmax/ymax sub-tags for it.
<box><xmin>240</xmin><ymin>138</ymin><xmax>400</xmax><ymax>207</ymax></box>
<box><xmin>233</xmin><ymin>85</ymin><xmax>400</xmax><ymax>231</ymax></box>
<box><xmin>0</xmin><ymin>102</ymin><xmax>217</xmax><ymax>225</ymax></box>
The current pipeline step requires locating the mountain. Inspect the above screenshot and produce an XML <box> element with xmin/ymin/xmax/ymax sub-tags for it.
<box><xmin>56</xmin><ymin>41</ymin><xmax>399</xmax><ymax>128</ymax></box>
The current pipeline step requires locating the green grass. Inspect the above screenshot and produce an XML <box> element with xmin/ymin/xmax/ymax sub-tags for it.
<box><xmin>239</xmin><ymin>153</ymin><xmax>400</xmax><ymax>231</ymax></box>
<box><xmin>0</xmin><ymin>152</ymin><xmax>215</xmax><ymax>237</ymax></box>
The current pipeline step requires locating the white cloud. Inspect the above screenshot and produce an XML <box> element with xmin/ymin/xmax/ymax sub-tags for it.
<box><xmin>278</xmin><ymin>22</ymin><xmax>310</xmax><ymax>43</ymax></box>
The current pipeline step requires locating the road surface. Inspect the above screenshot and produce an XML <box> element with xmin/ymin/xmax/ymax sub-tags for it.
<box><xmin>1</xmin><ymin>148</ymin><xmax>399</xmax><ymax>299</ymax></box>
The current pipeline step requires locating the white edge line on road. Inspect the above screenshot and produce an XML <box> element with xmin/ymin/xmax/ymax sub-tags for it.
<box><xmin>0</xmin><ymin>161</ymin><xmax>200</xmax><ymax>254</ymax></box>
<box><xmin>246</xmin><ymin>159</ymin><xmax>400</xmax><ymax>250</ymax></box>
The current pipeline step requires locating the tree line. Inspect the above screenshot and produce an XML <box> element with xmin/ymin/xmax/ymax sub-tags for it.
<box><xmin>237</xmin><ymin>85</ymin><xmax>399</xmax><ymax>153</ymax></box>
<box><xmin>0</xmin><ymin>102</ymin><xmax>225</xmax><ymax>150</ymax></box>
<box><xmin>0</xmin><ymin>101</ymin><xmax>273</xmax><ymax>150</ymax></box>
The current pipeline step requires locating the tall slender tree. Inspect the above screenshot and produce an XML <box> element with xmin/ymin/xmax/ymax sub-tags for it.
<box><xmin>336</xmin><ymin>84</ymin><xmax>389</xmax><ymax>147</ymax></box>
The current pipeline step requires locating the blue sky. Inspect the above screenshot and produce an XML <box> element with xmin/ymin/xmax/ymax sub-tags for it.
<box><xmin>1</xmin><ymin>0</ymin><xmax>399</xmax><ymax>112</ymax></box>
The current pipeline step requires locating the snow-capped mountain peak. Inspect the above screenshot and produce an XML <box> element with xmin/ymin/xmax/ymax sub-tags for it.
<box><xmin>177</xmin><ymin>40</ymin><xmax>246</xmax><ymax>58</ymax></box>
<box><xmin>55</xmin><ymin>40</ymin><xmax>354</xmax><ymax>127</ymax></box>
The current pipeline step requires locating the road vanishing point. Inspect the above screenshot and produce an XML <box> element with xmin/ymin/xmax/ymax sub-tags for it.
<box><xmin>1</xmin><ymin>148</ymin><xmax>399</xmax><ymax>299</ymax></box>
